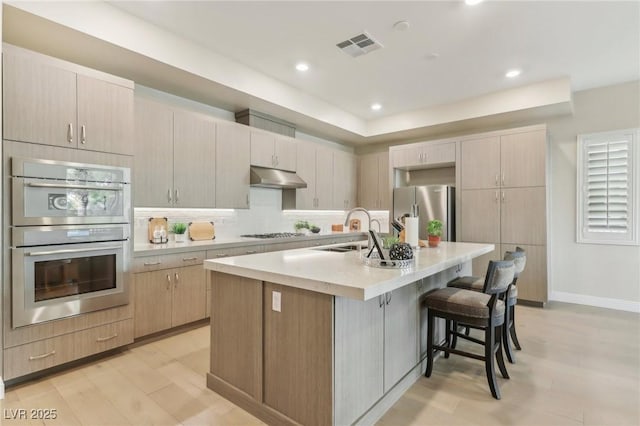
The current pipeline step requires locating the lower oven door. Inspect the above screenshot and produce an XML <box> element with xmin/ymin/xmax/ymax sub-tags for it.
<box><xmin>12</xmin><ymin>240</ymin><xmax>129</xmax><ymax>328</ymax></box>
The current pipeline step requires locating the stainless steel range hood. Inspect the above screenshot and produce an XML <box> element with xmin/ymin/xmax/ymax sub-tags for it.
<box><xmin>250</xmin><ymin>166</ymin><xmax>307</xmax><ymax>189</ymax></box>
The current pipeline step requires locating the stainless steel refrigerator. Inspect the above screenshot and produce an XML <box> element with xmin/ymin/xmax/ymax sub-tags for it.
<box><xmin>393</xmin><ymin>185</ymin><xmax>455</xmax><ymax>241</ymax></box>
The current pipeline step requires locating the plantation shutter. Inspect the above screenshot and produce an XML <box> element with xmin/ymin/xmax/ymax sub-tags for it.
<box><xmin>578</xmin><ymin>129</ymin><xmax>638</xmax><ymax>245</ymax></box>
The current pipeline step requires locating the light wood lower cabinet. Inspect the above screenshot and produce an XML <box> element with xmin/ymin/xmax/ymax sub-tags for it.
<box><xmin>134</xmin><ymin>265</ymin><xmax>206</xmax><ymax>338</ymax></box>
<box><xmin>3</xmin><ymin>319</ymin><xmax>133</xmax><ymax>380</ymax></box>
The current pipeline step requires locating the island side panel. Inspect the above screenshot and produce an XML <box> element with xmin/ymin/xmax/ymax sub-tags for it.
<box><xmin>209</xmin><ymin>272</ymin><xmax>263</xmax><ymax>400</ymax></box>
<box><xmin>263</xmin><ymin>282</ymin><xmax>333</xmax><ymax>426</ymax></box>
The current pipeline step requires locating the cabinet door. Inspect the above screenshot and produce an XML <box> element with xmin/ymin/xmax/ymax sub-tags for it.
<box><xmin>378</xmin><ymin>152</ymin><xmax>390</xmax><ymax>210</ymax></box>
<box><xmin>334</xmin><ymin>296</ymin><xmax>384</xmax><ymax>426</ymax></box>
<box><xmin>274</xmin><ymin>136</ymin><xmax>297</xmax><ymax>172</ymax></box>
<box><xmin>333</xmin><ymin>151</ymin><xmax>357</xmax><ymax>209</ymax></box>
<box><xmin>461</xmin><ymin>137</ymin><xmax>501</xmax><ymax>189</ymax></box>
<box><xmin>134</xmin><ymin>98</ymin><xmax>173</xmax><ymax>207</ymax></box>
<box><xmin>470</xmin><ymin>244</ymin><xmax>502</xmax><ymax>277</ymax></box>
<box><xmin>250</xmin><ymin>130</ymin><xmax>275</xmax><ymax>168</ymax></box>
<box><xmin>390</xmin><ymin>146</ymin><xmax>418</xmax><ymax>169</ymax></box>
<box><xmin>500</xmin><ymin>130</ymin><xmax>546</xmax><ymax>188</ymax></box>
<box><xmin>173</xmin><ymin>110</ymin><xmax>216</xmax><ymax>208</ymax></box>
<box><xmin>296</xmin><ymin>143</ymin><xmax>316</xmax><ymax>209</ymax></box>
<box><xmin>77</xmin><ymin>74</ymin><xmax>133</xmax><ymax>155</ymax></box>
<box><xmin>133</xmin><ymin>270</ymin><xmax>172</xmax><ymax>338</ymax></box>
<box><xmin>171</xmin><ymin>265</ymin><xmax>206</xmax><ymax>327</ymax></box>
<box><xmin>383</xmin><ymin>284</ymin><xmax>419</xmax><ymax>393</ymax></box>
<box><xmin>3</xmin><ymin>50</ymin><xmax>77</xmax><ymax>147</ymax></box>
<box><xmin>460</xmin><ymin>189</ymin><xmax>500</xmax><ymax>243</ymax></box>
<box><xmin>216</xmin><ymin>121</ymin><xmax>250</xmax><ymax>208</ymax></box>
<box><xmin>358</xmin><ymin>153</ymin><xmax>380</xmax><ymax>209</ymax></box>
<box><xmin>314</xmin><ymin>146</ymin><xmax>334</xmax><ymax>209</ymax></box>
<box><xmin>423</xmin><ymin>142</ymin><xmax>456</xmax><ymax>166</ymax></box>
<box><xmin>501</xmin><ymin>244</ymin><xmax>547</xmax><ymax>303</ymax></box>
<box><xmin>500</xmin><ymin>187</ymin><xmax>546</xmax><ymax>245</ymax></box>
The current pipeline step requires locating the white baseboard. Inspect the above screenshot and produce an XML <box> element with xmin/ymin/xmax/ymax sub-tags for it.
<box><xmin>0</xmin><ymin>376</ymin><xmax>4</xmax><ymax>400</ymax></box>
<box><xmin>549</xmin><ymin>291</ymin><xmax>640</xmax><ymax>313</ymax></box>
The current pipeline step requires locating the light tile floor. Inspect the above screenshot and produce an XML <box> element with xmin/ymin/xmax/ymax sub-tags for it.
<box><xmin>1</xmin><ymin>302</ymin><xmax>638</xmax><ymax>425</ymax></box>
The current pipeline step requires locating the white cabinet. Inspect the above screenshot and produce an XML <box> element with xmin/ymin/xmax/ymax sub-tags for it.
<box><xmin>391</xmin><ymin>141</ymin><xmax>455</xmax><ymax>170</ymax></box>
<box><xmin>134</xmin><ymin>98</ymin><xmax>216</xmax><ymax>208</ymax></box>
<box><xmin>296</xmin><ymin>142</ymin><xmax>334</xmax><ymax>209</ymax></box>
<box><xmin>358</xmin><ymin>151</ymin><xmax>390</xmax><ymax>210</ymax></box>
<box><xmin>332</xmin><ymin>150</ymin><xmax>357</xmax><ymax>209</ymax></box>
<box><xmin>216</xmin><ymin>121</ymin><xmax>251</xmax><ymax>208</ymax></box>
<box><xmin>250</xmin><ymin>129</ymin><xmax>297</xmax><ymax>171</ymax></box>
<box><xmin>3</xmin><ymin>45</ymin><xmax>133</xmax><ymax>156</ymax></box>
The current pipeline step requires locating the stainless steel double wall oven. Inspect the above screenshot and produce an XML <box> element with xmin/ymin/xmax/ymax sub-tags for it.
<box><xmin>10</xmin><ymin>157</ymin><xmax>131</xmax><ymax>327</ymax></box>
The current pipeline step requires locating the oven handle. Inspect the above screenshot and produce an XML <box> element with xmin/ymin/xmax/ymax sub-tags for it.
<box><xmin>27</xmin><ymin>182</ymin><xmax>123</xmax><ymax>191</ymax></box>
<box><xmin>25</xmin><ymin>245</ymin><xmax>123</xmax><ymax>257</ymax></box>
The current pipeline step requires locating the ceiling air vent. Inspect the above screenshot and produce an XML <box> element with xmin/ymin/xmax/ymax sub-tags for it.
<box><xmin>336</xmin><ymin>32</ymin><xmax>383</xmax><ymax>58</ymax></box>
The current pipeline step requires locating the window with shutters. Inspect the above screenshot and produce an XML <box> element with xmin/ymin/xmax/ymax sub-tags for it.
<box><xmin>577</xmin><ymin>129</ymin><xmax>639</xmax><ymax>245</ymax></box>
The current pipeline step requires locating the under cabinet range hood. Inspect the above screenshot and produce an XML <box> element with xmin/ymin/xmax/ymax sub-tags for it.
<box><xmin>250</xmin><ymin>166</ymin><xmax>307</xmax><ymax>189</ymax></box>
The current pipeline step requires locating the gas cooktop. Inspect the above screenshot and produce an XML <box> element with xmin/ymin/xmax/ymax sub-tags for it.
<box><xmin>240</xmin><ymin>232</ymin><xmax>305</xmax><ymax>239</ymax></box>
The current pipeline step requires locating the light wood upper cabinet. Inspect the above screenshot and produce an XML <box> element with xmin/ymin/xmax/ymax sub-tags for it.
<box><xmin>295</xmin><ymin>142</ymin><xmax>334</xmax><ymax>209</ymax></box>
<box><xmin>250</xmin><ymin>130</ymin><xmax>297</xmax><ymax>171</ymax></box>
<box><xmin>3</xmin><ymin>46</ymin><xmax>133</xmax><ymax>156</ymax></box>
<box><xmin>76</xmin><ymin>75</ymin><xmax>133</xmax><ymax>155</ymax></box>
<box><xmin>461</xmin><ymin>137</ymin><xmax>501</xmax><ymax>189</ymax></box>
<box><xmin>358</xmin><ymin>151</ymin><xmax>390</xmax><ymax>210</ymax></box>
<box><xmin>392</xmin><ymin>142</ymin><xmax>455</xmax><ymax>170</ymax></box>
<box><xmin>3</xmin><ymin>50</ymin><xmax>76</xmax><ymax>148</ymax></box>
<box><xmin>216</xmin><ymin>121</ymin><xmax>250</xmax><ymax>208</ymax></box>
<box><xmin>173</xmin><ymin>110</ymin><xmax>216</xmax><ymax>208</ymax></box>
<box><xmin>134</xmin><ymin>97</ymin><xmax>173</xmax><ymax>208</ymax></box>
<box><xmin>333</xmin><ymin>151</ymin><xmax>357</xmax><ymax>209</ymax></box>
<box><xmin>500</xmin><ymin>130</ymin><xmax>546</xmax><ymax>187</ymax></box>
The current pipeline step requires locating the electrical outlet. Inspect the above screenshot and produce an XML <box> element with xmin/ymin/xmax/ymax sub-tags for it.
<box><xmin>272</xmin><ymin>291</ymin><xmax>281</xmax><ymax>312</ymax></box>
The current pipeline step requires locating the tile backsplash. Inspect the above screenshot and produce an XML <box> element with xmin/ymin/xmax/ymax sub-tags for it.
<box><xmin>134</xmin><ymin>187</ymin><xmax>389</xmax><ymax>243</ymax></box>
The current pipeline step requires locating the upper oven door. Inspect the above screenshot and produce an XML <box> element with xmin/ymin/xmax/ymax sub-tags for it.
<box><xmin>12</xmin><ymin>177</ymin><xmax>130</xmax><ymax>225</ymax></box>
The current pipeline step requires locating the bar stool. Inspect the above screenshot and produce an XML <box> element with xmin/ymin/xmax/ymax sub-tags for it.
<box><xmin>423</xmin><ymin>260</ymin><xmax>515</xmax><ymax>400</ymax></box>
<box><xmin>447</xmin><ymin>248</ymin><xmax>527</xmax><ymax>363</ymax></box>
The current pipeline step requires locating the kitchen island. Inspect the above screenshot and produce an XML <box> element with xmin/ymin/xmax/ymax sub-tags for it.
<box><xmin>204</xmin><ymin>241</ymin><xmax>493</xmax><ymax>426</ymax></box>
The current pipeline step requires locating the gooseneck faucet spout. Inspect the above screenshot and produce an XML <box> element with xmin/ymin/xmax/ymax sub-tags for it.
<box><xmin>344</xmin><ymin>207</ymin><xmax>373</xmax><ymax>248</ymax></box>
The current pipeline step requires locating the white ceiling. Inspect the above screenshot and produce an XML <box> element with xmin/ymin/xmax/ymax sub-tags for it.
<box><xmin>109</xmin><ymin>0</ymin><xmax>639</xmax><ymax>120</ymax></box>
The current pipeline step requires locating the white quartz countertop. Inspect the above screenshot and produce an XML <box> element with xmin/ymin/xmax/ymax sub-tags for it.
<box><xmin>204</xmin><ymin>241</ymin><xmax>494</xmax><ymax>300</ymax></box>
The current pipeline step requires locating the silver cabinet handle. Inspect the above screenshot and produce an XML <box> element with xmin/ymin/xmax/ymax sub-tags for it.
<box><xmin>275</xmin><ymin>155</ymin><xmax>279</xmax><ymax>167</ymax></box>
<box><xmin>182</xmin><ymin>257</ymin><xmax>198</xmax><ymax>262</ymax></box>
<box><xmin>96</xmin><ymin>333</ymin><xmax>118</xmax><ymax>342</ymax></box>
<box><xmin>495</xmin><ymin>174</ymin><xmax>499</xmax><ymax>186</ymax></box>
<box><xmin>29</xmin><ymin>350</ymin><xmax>56</xmax><ymax>361</ymax></box>
<box><xmin>68</xmin><ymin>123</ymin><xmax>73</xmax><ymax>143</ymax></box>
<box><xmin>385</xmin><ymin>292</ymin><xmax>392</xmax><ymax>305</ymax></box>
<box><xmin>174</xmin><ymin>272</ymin><xmax>179</xmax><ymax>288</ymax></box>
<box><xmin>422</xmin><ymin>152</ymin><xmax>427</xmax><ymax>163</ymax></box>
<box><xmin>81</xmin><ymin>125</ymin><xmax>86</xmax><ymax>144</ymax></box>
<box><xmin>175</xmin><ymin>189</ymin><xmax>179</xmax><ymax>204</ymax></box>
<box><xmin>216</xmin><ymin>253</ymin><xmax>228</xmax><ymax>258</ymax></box>
<box><xmin>166</xmin><ymin>274</ymin><xmax>171</xmax><ymax>289</ymax></box>
<box><xmin>167</xmin><ymin>189</ymin><xmax>172</xmax><ymax>203</ymax></box>
<box><xmin>245</xmin><ymin>250</ymin><xmax>257</xmax><ymax>254</ymax></box>
<box><xmin>495</xmin><ymin>191</ymin><xmax>498</xmax><ymax>202</ymax></box>
<box><xmin>143</xmin><ymin>261</ymin><xmax>162</xmax><ymax>266</ymax></box>
<box><xmin>378</xmin><ymin>295</ymin><xmax>384</xmax><ymax>308</ymax></box>
<box><xmin>27</xmin><ymin>182</ymin><xmax>123</xmax><ymax>191</ymax></box>
<box><xmin>502</xmin><ymin>191</ymin><xmax>505</xmax><ymax>202</ymax></box>
<box><xmin>502</xmin><ymin>173</ymin><xmax>505</xmax><ymax>185</ymax></box>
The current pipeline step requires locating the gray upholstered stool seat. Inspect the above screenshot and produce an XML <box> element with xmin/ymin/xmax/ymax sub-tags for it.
<box><xmin>423</xmin><ymin>287</ymin><xmax>505</xmax><ymax>327</ymax></box>
<box><xmin>447</xmin><ymin>275</ymin><xmax>484</xmax><ymax>291</ymax></box>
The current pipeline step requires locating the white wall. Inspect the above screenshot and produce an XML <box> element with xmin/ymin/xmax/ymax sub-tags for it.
<box><xmin>545</xmin><ymin>81</ymin><xmax>640</xmax><ymax>310</ymax></box>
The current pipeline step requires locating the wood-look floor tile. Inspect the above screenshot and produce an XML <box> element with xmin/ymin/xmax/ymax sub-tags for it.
<box><xmin>148</xmin><ymin>383</ymin><xmax>209</xmax><ymax>424</ymax></box>
<box><xmin>54</xmin><ymin>379</ymin><xmax>131</xmax><ymax>425</ymax></box>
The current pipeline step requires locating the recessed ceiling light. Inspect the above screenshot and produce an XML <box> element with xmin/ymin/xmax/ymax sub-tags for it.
<box><xmin>371</xmin><ymin>103</ymin><xmax>382</xmax><ymax>111</ymax></box>
<box><xmin>295</xmin><ymin>62</ymin><xmax>309</xmax><ymax>72</ymax></box>
<box><xmin>505</xmin><ymin>69</ymin><xmax>521</xmax><ymax>78</ymax></box>
<box><xmin>465</xmin><ymin>0</ymin><xmax>484</xmax><ymax>5</ymax></box>
<box><xmin>393</xmin><ymin>20</ymin><xmax>410</xmax><ymax>31</ymax></box>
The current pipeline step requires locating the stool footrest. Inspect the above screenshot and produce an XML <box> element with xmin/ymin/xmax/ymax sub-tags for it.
<box><xmin>433</xmin><ymin>344</ymin><xmax>485</xmax><ymax>362</ymax></box>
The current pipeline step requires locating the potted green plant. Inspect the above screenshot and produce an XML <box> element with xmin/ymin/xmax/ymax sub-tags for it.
<box><xmin>171</xmin><ymin>222</ymin><xmax>188</xmax><ymax>243</ymax></box>
<box><xmin>427</xmin><ymin>219</ymin><xmax>443</xmax><ymax>247</ymax></box>
<box><xmin>294</xmin><ymin>220</ymin><xmax>310</xmax><ymax>234</ymax></box>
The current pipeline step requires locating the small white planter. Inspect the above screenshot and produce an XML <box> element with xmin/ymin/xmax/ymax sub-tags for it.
<box><xmin>174</xmin><ymin>233</ymin><xmax>187</xmax><ymax>243</ymax></box>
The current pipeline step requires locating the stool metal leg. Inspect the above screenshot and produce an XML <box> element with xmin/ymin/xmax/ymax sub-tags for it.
<box><xmin>484</xmin><ymin>324</ymin><xmax>500</xmax><ymax>400</ymax></box>
<box><xmin>495</xmin><ymin>324</ymin><xmax>510</xmax><ymax>379</ymax></box>
<box><xmin>503</xmin><ymin>304</ymin><xmax>516</xmax><ymax>364</ymax></box>
<box><xmin>509</xmin><ymin>305</ymin><xmax>522</xmax><ymax>350</ymax></box>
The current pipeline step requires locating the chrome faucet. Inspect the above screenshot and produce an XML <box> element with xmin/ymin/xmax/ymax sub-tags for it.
<box><xmin>344</xmin><ymin>207</ymin><xmax>373</xmax><ymax>248</ymax></box>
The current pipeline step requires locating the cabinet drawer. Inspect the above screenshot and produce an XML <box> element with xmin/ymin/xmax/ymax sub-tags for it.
<box><xmin>132</xmin><ymin>250</ymin><xmax>205</xmax><ymax>273</ymax></box>
<box><xmin>206</xmin><ymin>245</ymin><xmax>264</xmax><ymax>259</ymax></box>
<box><xmin>3</xmin><ymin>319</ymin><xmax>133</xmax><ymax>380</ymax></box>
